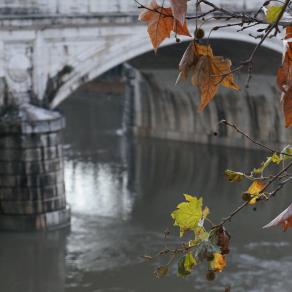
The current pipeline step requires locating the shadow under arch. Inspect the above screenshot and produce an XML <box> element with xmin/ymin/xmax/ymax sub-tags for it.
<box><xmin>50</xmin><ymin>24</ymin><xmax>283</xmax><ymax>109</ymax></box>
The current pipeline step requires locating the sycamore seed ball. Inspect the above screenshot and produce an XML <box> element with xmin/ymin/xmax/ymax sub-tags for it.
<box><xmin>206</xmin><ymin>271</ymin><xmax>216</xmax><ymax>281</ymax></box>
<box><xmin>195</xmin><ymin>28</ymin><xmax>205</xmax><ymax>39</ymax></box>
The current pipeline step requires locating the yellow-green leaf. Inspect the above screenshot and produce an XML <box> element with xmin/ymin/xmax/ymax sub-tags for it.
<box><xmin>271</xmin><ymin>153</ymin><xmax>282</xmax><ymax>164</ymax></box>
<box><xmin>171</xmin><ymin>194</ymin><xmax>204</xmax><ymax>237</ymax></box>
<box><xmin>184</xmin><ymin>253</ymin><xmax>197</xmax><ymax>272</ymax></box>
<box><xmin>265</xmin><ymin>5</ymin><xmax>283</xmax><ymax>23</ymax></box>
<box><xmin>224</xmin><ymin>170</ymin><xmax>244</xmax><ymax>182</ymax></box>
<box><xmin>178</xmin><ymin>257</ymin><xmax>191</xmax><ymax>277</ymax></box>
<box><xmin>203</xmin><ymin>206</ymin><xmax>210</xmax><ymax>218</ymax></box>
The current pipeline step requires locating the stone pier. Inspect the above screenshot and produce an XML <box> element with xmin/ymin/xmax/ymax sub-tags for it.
<box><xmin>0</xmin><ymin>104</ymin><xmax>70</xmax><ymax>231</ymax></box>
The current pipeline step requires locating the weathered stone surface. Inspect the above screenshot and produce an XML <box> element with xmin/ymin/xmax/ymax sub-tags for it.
<box><xmin>126</xmin><ymin>67</ymin><xmax>292</xmax><ymax>149</ymax></box>
<box><xmin>0</xmin><ymin>159</ymin><xmax>63</xmax><ymax>175</ymax></box>
<box><xmin>1</xmin><ymin>196</ymin><xmax>67</xmax><ymax>215</ymax></box>
<box><xmin>0</xmin><ymin>145</ymin><xmax>63</xmax><ymax>161</ymax></box>
<box><xmin>0</xmin><ymin>183</ymin><xmax>65</xmax><ymax>201</ymax></box>
<box><xmin>0</xmin><ymin>132</ymin><xmax>62</xmax><ymax>149</ymax></box>
<box><xmin>0</xmin><ymin>170</ymin><xmax>64</xmax><ymax>187</ymax></box>
<box><xmin>0</xmin><ymin>105</ymin><xmax>69</xmax><ymax>231</ymax></box>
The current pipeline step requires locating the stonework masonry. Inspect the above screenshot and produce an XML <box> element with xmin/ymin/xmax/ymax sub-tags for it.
<box><xmin>0</xmin><ymin>0</ymin><xmax>283</xmax><ymax>231</ymax></box>
<box><xmin>0</xmin><ymin>104</ymin><xmax>70</xmax><ymax>231</ymax></box>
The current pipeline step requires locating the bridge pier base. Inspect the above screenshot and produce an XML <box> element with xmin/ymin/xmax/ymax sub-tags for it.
<box><xmin>0</xmin><ymin>104</ymin><xmax>70</xmax><ymax>232</ymax></box>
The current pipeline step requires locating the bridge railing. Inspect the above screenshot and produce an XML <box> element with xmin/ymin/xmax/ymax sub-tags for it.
<box><xmin>0</xmin><ymin>0</ymin><xmax>259</xmax><ymax>16</ymax></box>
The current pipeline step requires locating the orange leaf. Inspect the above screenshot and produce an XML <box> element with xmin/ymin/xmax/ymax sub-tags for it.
<box><xmin>263</xmin><ymin>203</ymin><xmax>292</xmax><ymax>231</ymax></box>
<box><xmin>210</xmin><ymin>253</ymin><xmax>226</xmax><ymax>272</ymax></box>
<box><xmin>138</xmin><ymin>0</ymin><xmax>190</xmax><ymax>50</ymax></box>
<box><xmin>285</xmin><ymin>26</ymin><xmax>292</xmax><ymax>40</ymax></box>
<box><xmin>194</xmin><ymin>43</ymin><xmax>214</xmax><ymax>57</ymax></box>
<box><xmin>192</xmin><ymin>56</ymin><xmax>219</xmax><ymax>112</ymax></box>
<box><xmin>283</xmin><ymin>86</ymin><xmax>292</xmax><ymax>127</ymax></box>
<box><xmin>277</xmin><ymin>42</ymin><xmax>292</xmax><ymax>92</ymax></box>
<box><xmin>211</xmin><ymin>57</ymin><xmax>240</xmax><ymax>91</ymax></box>
<box><xmin>170</xmin><ymin>0</ymin><xmax>187</xmax><ymax>25</ymax></box>
<box><xmin>246</xmin><ymin>180</ymin><xmax>265</xmax><ymax>205</ymax></box>
<box><xmin>176</xmin><ymin>42</ymin><xmax>239</xmax><ymax>111</ymax></box>
<box><xmin>277</xmin><ymin>26</ymin><xmax>292</xmax><ymax>127</ymax></box>
<box><xmin>247</xmin><ymin>180</ymin><xmax>265</xmax><ymax>195</ymax></box>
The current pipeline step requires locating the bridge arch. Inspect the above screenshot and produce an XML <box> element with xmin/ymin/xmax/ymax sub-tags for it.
<box><xmin>51</xmin><ymin>23</ymin><xmax>283</xmax><ymax>108</ymax></box>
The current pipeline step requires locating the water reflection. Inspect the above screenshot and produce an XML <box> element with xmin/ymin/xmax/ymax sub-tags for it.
<box><xmin>1</xmin><ymin>79</ymin><xmax>292</xmax><ymax>292</ymax></box>
<box><xmin>0</xmin><ymin>231</ymin><xmax>68</xmax><ymax>292</ymax></box>
<box><xmin>65</xmin><ymin>159</ymin><xmax>133</xmax><ymax>219</ymax></box>
<box><xmin>60</xmin><ymin>85</ymin><xmax>292</xmax><ymax>291</ymax></box>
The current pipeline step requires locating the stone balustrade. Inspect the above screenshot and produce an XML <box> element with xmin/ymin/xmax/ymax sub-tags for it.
<box><xmin>0</xmin><ymin>0</ymin><xmax>260</xmax><ymax>16</ymax></box>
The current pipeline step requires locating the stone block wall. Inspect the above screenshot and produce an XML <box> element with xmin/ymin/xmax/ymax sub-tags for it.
<box><xmin>126</xmin><ymin>67</ymin><xmax>292</xmax><ymax>149</ymax></box>
<box><xmin>0</xmin><ymin>104</ymin><xmax>70</xmax><ymax>231</ymax></box>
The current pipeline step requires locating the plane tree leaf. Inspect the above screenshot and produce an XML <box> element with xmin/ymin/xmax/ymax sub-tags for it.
<box><xmin>277</xmin><ymin>27</ymin><xmax>292</xmax><ymax>127</ymax></box>
<box><xmin>139</xmin><ymin>0</ymin><xmax>191</xmax><ymax>50</ymax></box>
<box><xmin>170</xmin><ymin>0</ymin><xmax>188</xmax><ymax>25</ymax></box>
<box><xmin>209</xmin><ymin>253</ymin><xmax>227</xmax><ymax>272</ymax></box>
<box><xmin>246</xmin><ymin>180</ymin><xmax>265</xmax><ymax>205</ymax></box>
<box><xmin>176</xmin><ymin>42</ymin><xmax>239</xmax><ymax>111</ymax></box>
<box><xmin>265</xmin><ymin>5</ymin><xmax>284</xmax><ymax>23</ymax></box>
<box><xmin>176</xmin><ymin>42</ymin><xmax>198</xmax><ymax>84</ymax></box>
<box><xmin>263</xmin><ymin>203</ymin><xmax>292</xmax><ymax>231</ymax></box>
<box><xmin>224</xmin><ymin>169</ymin><xmax>244</xmax><ymax>182</ymax></box>
<box><xmin>171</xmin><ymin>194</ymin><xmax>206</xmax><ymax>237</ymax></box>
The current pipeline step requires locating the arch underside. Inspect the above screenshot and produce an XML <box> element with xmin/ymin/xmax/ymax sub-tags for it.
<box><xmin>51</xmin><ymin>25</ymin><xmax>283</xmax><ymax>108</ymax></box>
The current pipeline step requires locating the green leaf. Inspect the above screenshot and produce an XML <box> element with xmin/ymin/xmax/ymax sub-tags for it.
<box><xmin>224</xmin><ymin>170</ymin><xmax>244</xmax><ymax>182</ymax></box>
<box><xmin>265</xmin><ymin>5</ymin><xmax>283</xmax><ymax>23</ymax></box>
<box><xmin>271</xmin><ymin>153</ymin><xmax>282</xmax><ymax>164</ymax></box>
<box><xmin>171</xmin><ymin>194</ymin><xmax>204</xmax><ymax>237</ymax></box>
<box><xmin>184</xmin><ymin>253</ymin><xmax>197</xmax><ymax>272</ymax></box>
<box><xmin>154</xmin><ymin>266</ymin><xmax>168</xmax><ymax>278</ymax></box>
<box><xmin>177</xmin><ymin>255</ymin><xmax>194</xmax><ymax>277</ymax></box>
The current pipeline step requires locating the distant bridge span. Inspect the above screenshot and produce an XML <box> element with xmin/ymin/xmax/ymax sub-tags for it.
<box><xmin>0</xmin><ymin>0</ymin><xmax>283</xmax><ymax>108</ymax></box>
<box><xmin>0</xmin><ymin>0</ymin><xmax>287</xmax><ymax>232</ymax></box>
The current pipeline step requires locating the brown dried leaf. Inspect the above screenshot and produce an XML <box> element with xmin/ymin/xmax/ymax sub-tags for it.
<box><xmin>193</xmin><ymin>56</ymin><xmax>219</xmax><ymax>112</ymax></box>
<box><xmin>217</xmin><ymin>227</ymin><xmax>231</xmax><ymax>255</ymax></box>
<box><xmin>211</xmin><ymin>57</ymin><xmax>240</xmax><ymax>91</ymax></box>
<box><xmin>138</xmin><ymin>0</ymin><xmax>190</xmax><ymax>50</ymax></box>
<box><xmin>283</xmin><ymin>86</ymin><xmax>292</xmax><ymax>127</ymax></box>
<box><xmin>176</xmin><ymin>42</ymin><xmax>239</xmax><ymax>111</ymax></box>
<box><xmin>277</xmin><ymin>42</ymin><xmax>292</xmax><ymax>93</ymax></box>
<box><xmin>170</xmin><ymin>0</ymin><xmax>188</xmax><ymax>25</ymax></box>
<box><xmin>194</xmin><ymin>43</ymin><xmax>214</xmax><ymax>57</ymax></box>
<box><xmin>176</xmin><ymin>42</ymin><xmax>198</xmax><ymax>84</ymax></box>
<box><xmin>277</xmin><ymin>26</ymin><xmax>292</xmax><ymax>127</ymax></box>
<box><xmin>263</xmin><ymin>203</ymin><xmax>292</xmax><ymax>231</ymax></box>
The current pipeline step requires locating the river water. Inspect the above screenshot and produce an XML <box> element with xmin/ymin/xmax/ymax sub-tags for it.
<box><xmin>1</xmin><ymin>80</ymin><xmax>292</xmax><ymax>292</ymax></box>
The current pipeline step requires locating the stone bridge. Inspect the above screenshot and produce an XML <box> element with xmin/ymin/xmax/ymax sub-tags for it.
<box><xmin>0</xmin><ymin>0</ymin><xmax>285</xmax><ymax>232</ymax></box>
<box><xmin>0</xmin><ymin>0</ymin><xmax>282</xmax><ymax>108</ymax></box>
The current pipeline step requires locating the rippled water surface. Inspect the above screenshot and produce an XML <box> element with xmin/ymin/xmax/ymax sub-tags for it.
<box><xmin>1</xmin><ymin>84</ymin><xmax>292</xmax><ymax>292</ymax></box>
